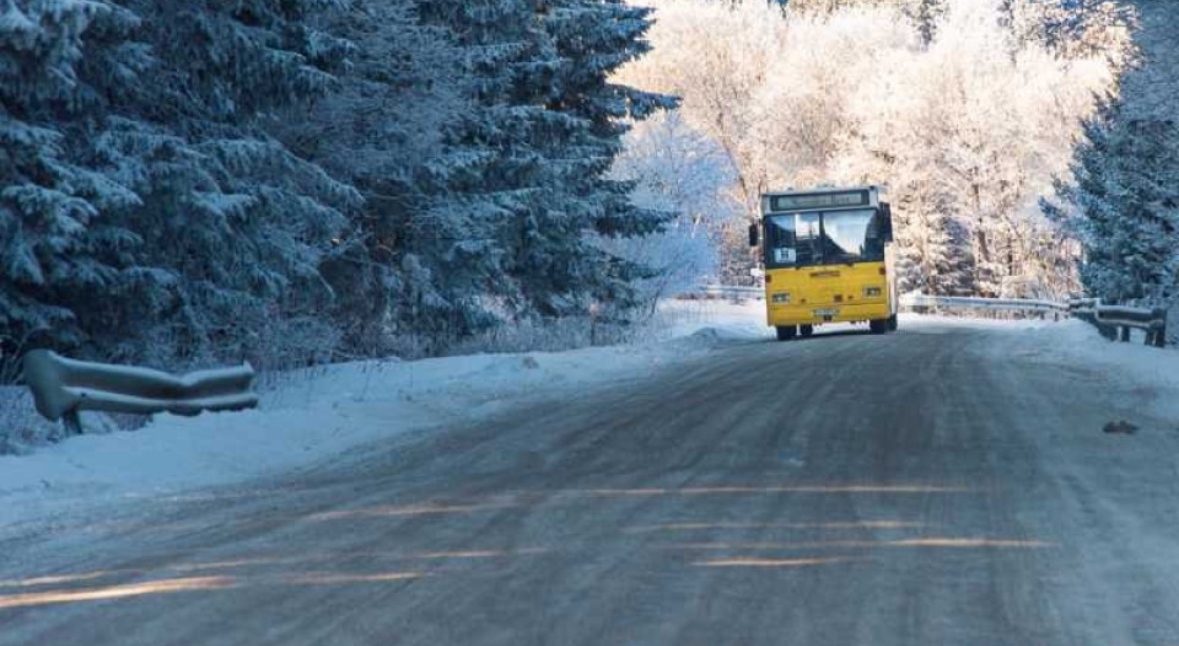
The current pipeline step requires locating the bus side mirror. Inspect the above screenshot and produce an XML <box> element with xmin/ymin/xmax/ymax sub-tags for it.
<box><xmin>748</xmin><ymin>223</ymin><xmax>759</xmax><ymax>247</ymax></box>
<box><xmin>881</xmin><ymin>203</ymin><xmax>895</xmax><ymax>243</ymax></box>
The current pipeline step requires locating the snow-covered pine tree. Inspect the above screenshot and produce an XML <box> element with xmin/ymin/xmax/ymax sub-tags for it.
<box><xmin>1045</xmin><ymin>96</ymin><xmax>1179</xmax><ymax>304</ymax></box>
<box><xmin>4</xmin><ymin>0</ymin><xmax>361</xmax><ymax>373</ymax></box>
<box><xmin>520</xmin><ymin>0</ymin><xmax>676</xmax><ymax>321</ymax></box>
<box><xmin>0</xmin><ymin>0</ymin><xmax>146</xmax><ymax>374</ymax></box>
<box><xmin>270</xmin><ymin>0</ymin><xmax>462</xmax><ymax>356</ymax></box>
<box><xmin>409</xmin><ymin>0</ymin><xmax>673</xmax><ymax>347</ymax></box>
<box><xmin>893</xmin><ymin>180</ymin><xmax>974</xmax><ymax>296</ymax></box>
<box><xmin>79</xmin><ymin>0</ymin><xmax>361</xmax><ymax>368</ymax></box>
<box><xmin>404</xmin><ymin>0</ymin><xmax>552</xmax><ymax>346</ymax></box>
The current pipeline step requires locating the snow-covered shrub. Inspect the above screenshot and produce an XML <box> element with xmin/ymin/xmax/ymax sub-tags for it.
<box><xmin>0</xmin><ymin>388</ymin><xmax>54</xmax><ymax>455</ymax></box>
<box><xmin>0</xmin><ymin>386</ymin><xmax>122</xmax><ymax>455</ymax></box>
<box><xmin>603</xmin><ymin>112</ymin><xmax>740</xmax><ymax>308</ymax></box>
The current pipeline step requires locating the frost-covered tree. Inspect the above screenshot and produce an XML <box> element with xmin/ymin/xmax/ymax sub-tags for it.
<box><xmin>523</xmin><ymin>0</ymin><xmax>676</xmax><ymax>316</ymax></box>
<box><xmin>1045</xmin><ymin>97</ymin><xmax>1179</xmax><ymax>304</ymax></box>
<box><xmin>787</xmin><ymin>0</ymin><xmax>911</xmax><ymax>14</ymax></box>
<box><xmin>612</xmin><ymin>0</ymin><xmax>790</xmax><ymax>283</ymax></box>
<box><xmin>407</xmin><ymin>0</ymin><xmax>570</xmax><ymax>343</ymax></box>
<box><xmin>1</xmin><ymin>1</ymin><xmax>147</xmax><ymax>371</ymax></box>
<box><xmin>87</xmin><ymin>0</ymin><xmax>359</xmax><ymax>368</ymax></box>
<box><xmin>270</xmin><ymin>0</ymin><xmax>462</xmax><ymax>355</ymax></box>
<box><xmin>844</xmin><ymin>0</ymin><xmax>1120</xmax><ymax>297</ymax></box>
<box><xmin>905</xmin><ymin>0</ymin><xmax>947</xmax><ymax>44</ymax></box>
<box><xmin>603</xmin><ymin>111</ymin><xmax>739</xmax><ymax>307</ymax></box>
<box><xmin>618</xmin><ymin>0</ymin><xmax>1126</xmax><ymax>296</ymax></box>
<box><xmin>2</xmin><ymin>0</ymin><xmax>360</xmax><ymax>376</ymax></box>
<box><xmin>407</xmin><ymin>0</ymin><xmax>674</xmax><ymax>346</ymax></box>
<box><xmin>1003</xmin><ymin>0</ymin><xmax>1135</xmax><ymax>61</ymax></box>
<box><xmin>1120</xmin><ymin>0</ymin><xmax>1179</xmax><ymax>124</ymax></box>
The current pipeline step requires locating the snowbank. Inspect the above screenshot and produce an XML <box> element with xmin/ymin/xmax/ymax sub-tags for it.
<box><xmin>1025</xmin><ymin>318</ymin><xmax>1179</xmax><ymax>419</ymax></box>
<box><xmin>904</xmin><ymin>315</ymin><xmax>1178</xmax><ymax>420</ymax></box>
<box><xmin>0</xmin><ymin>300</ymin><xmax>766</xmax><ymax>534</ymax></box>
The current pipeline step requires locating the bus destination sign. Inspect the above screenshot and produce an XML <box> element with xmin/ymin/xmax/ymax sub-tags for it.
<box><xmin>769</xmin><ymin>190</ymin><xmax>869</xmax><ymax>212</ymax></box>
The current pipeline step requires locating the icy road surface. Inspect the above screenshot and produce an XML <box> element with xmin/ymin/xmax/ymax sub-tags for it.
<box><xmin>2</xmin><ymin>316</ymin><xmax>1179</xmax><ymax>645</ymax></box>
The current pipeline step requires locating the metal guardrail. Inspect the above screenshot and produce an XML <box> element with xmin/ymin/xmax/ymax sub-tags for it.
<box><xmin>899</xmin><ymin>293</ymin><xmax>1068</xmax><ymax>314</ymax></box>
<box><xmin>1066</xmin><ymin>299</ymin><xmax>1168</xmax><ymax>347</ymax></box>
<box><xmin>22</xmin><ymin>350</ymin><xmax>259</xmax><ymax>434</ymax></box>
<box><xmin>691</xmin><ymin>285</ymin><xmax>764</xmax><ymax>300</ymax></box>
<box><xmin>900</xmin><ymin>293</ymin><xmax>1168</xmax><ymax>348</ymax></box>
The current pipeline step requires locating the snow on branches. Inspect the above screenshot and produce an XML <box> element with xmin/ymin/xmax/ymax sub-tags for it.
<box><xmin>614</xmin><ymin>0</ymin><xmax>1132</xmax><ymax>297</ymax></box>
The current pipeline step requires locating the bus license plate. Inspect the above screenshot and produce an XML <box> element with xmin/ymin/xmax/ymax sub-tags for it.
<box><xmin>814</xmin><ymin>308</ymin><xmax>839</xmax><ymax>317</ymax></box>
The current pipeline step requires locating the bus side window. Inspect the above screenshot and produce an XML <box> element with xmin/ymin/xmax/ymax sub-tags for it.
<box><xmin>881</xmin><ymin>203</ymin><xmax>895</xmax><ymax>243</ymax></box>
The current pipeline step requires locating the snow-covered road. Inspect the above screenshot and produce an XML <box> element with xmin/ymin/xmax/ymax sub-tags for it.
<box><xmin>2</xmin><ymin>313</ymin><xmax>1178</xmax><ymax>645</ymax></box>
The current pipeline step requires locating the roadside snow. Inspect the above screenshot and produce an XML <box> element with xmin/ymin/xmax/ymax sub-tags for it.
<box><xmin>0</xmin><ymin>300</ymin><xmax>765</xmax><ymax>534</ymax></box>
<box><xmin>658</xmin><ymin>299</ymin><xmax>769</xmax><ymax>340</ymax></box>
<box><xmin>1025</xmin><ymin>318</ymin><xmax>1179</xmax><ymax>420</ymax></box>
<box><xmin>903</xmin><ymin>314</ymin><xmax>1178</xmax><ymax>419</ymax></box>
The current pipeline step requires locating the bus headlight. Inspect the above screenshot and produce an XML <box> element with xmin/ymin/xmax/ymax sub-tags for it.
<box><xmin>863</xmin><ymin>286</ymin><xmax>883</xmax><ymax>298</ymax></box>
<box><xmin>772</xmin><ymin>292</ymin><xmax>791</xmax><ymax>304</ymax></box>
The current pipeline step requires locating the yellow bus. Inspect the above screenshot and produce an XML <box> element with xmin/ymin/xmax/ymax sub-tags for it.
<box><xmin>749</xmin><ymin>185</ymin><xmax>897</xmax><ymax>341</ymax></box>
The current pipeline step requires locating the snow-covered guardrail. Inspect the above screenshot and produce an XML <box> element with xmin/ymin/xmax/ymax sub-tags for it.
<box><xmin>1066</xmin><ymin>300</ymin><xmax>1169</xmax><ymax>348</ymax></box>
<box><xmin>901</xmin><ymin>293</ymin><xmax>1168</xmax><ymax>348</ymax></box>
<box><xmin>899</xmin><ymin>293</ymin><xmax>1068</xmax><ymax>315</ymax></box>
<box><xmin>22</xmin><ymin>350</ymin><xmax>259</xmax><ymax>434</ymax></box>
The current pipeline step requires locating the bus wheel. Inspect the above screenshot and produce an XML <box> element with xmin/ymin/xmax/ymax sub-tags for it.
<box><xmin>776</xmin><ymin>326</ymin><xmax>797</xmax><ymax>341</ymax></box>
<box><xmin>800</xmin><ymin>324</ymin><xmax>814</xmax><ymax>338</ymax></box>
<box><xmin>869</xmin><ymin>319</ymin><xmax>889</xmax><ymax>334</ymax></box>
<box><xmin>887</xmin><ymin>315</ymin><xmax>898</xmax><ymax>332</ymax></box>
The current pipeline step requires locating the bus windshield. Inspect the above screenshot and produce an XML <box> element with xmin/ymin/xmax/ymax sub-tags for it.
<box><xmin>765</xmin><ymin>209</ymin><xmax>885</xmax><ymax>269</ymax></box>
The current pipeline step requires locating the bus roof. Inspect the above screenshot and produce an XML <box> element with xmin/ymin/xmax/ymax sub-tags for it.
<box><xmin>763</xmin><ymin>185</ymin><xmax>882</xmax><ymax>197</ymax></box>
<box><xmin>761</xmin><ymin>185</ymin><xmax>881</xmax><ymax>214</ymax></box>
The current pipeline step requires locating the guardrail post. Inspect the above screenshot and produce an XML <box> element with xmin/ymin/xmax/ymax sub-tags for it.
<box><xmin>1098</xmin><ymin>322</ymin><xmax>1117</xmax><ymax>341</ymax></box>
<box><xmin>62</xmin><ymin>410</ymin><xmax>82</xmax><ymax>436</ymax></box>
<box><xmin>1150</xmin><ymin>307</ymin><xmax>1168</xmax><ymax>348</ymax></box>
<box><xmin>1119</xmin><ymin>326</ymin><xmax>1130</xmax><ymax>343</ymax></box>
